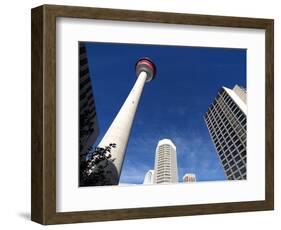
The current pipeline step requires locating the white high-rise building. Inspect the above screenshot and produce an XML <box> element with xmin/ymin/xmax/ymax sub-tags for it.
<box><xmin>204</xmin><ymin>85</ymin><xmax>247</xmax><ymax>180</ymax></box>
<box><xmin>154</xmin><ymin>139</ymin><xmax>178</xmax><ymax>184</ymax></box>
<box><xmin>143</xmin><ymin>170</ymin><xmax>155</xmax><ymax>184</ymax></box>
<box><xmin>183</xmin><ymin>173</ymin><xmax>196</xmax><ymax>182</ymax></box>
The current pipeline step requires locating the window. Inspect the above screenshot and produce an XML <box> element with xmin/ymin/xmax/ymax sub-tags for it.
<box><xmin>235</xmin><ymin>155</ymin><xmax>241</xmax><ymax>162</ymax></box>
<box><xmin>79</xmin><ymin>68</ymin><xmax>89</xmax><ymax>77</ymax></box>
<box><xmin>80</xmin><ymin>77</ymin><xmax>90</xmax><ymax>89</ymax></box>
<box><xmin>235</xmin><ymin>139</ymin><xmax>242</xmax><ymax>146</ymax></box>
<box><xmin>241</xmin><ymin>134</ymin><xmax>246</xmax><ymax>142</ymax></box>
<box><xmin>234</xmin><ymin>171</ymin><xmax>241</xmax><ymax>178</ymax></box>
<box><xmin>237</xmin><ymin>110</ymin><xmax>242</xmax><ymax>117</ymax></box>
<box><xmin>79</xmin><ymin>85</ymin><xmax>92</xmax><ymax>100</ymax></box>
<box><xmin>241</xmin><ymin>150</ymin><xmax>246</xmax><ymax>157</ymax></box>
<box><xmin>239</xmin><ymin>115</ymin><xmax>244</xmax><ymax>122</ymax></box>
<box><xmin>79</xmin><ymin>57</ymin><xmax>88</xmax><ymax>66</ymax></box>
<box><xmin>240</xmin><ymin>167</ymin><xmax>246</xmax><ymax>174</ymax></box>
<box><xmin>227</xmin><ymin>140</ymin><xmax>233</xmax><ymax>146</ymax></box>
<box><xmin>232</xmin><ymin>165</ymin><xmax>237</xmax><ymax>172</ymax></box>
<box><xmin>233</xmin><ymin>104</ymin><xmax>238</xmax><ymax>111</ymax></box>
<box><xmin>238</xmin><ymin>145</ymin><xmax>244</xmax><ymax>151</ymax></box>
<box><xmin>238</xmin><ymin>130</ymin><xmax>244</xmax><ymax>136</ymax></box>
<box><xmin>237</xmin><ymin>161</ymin><xmax>244</xmax><ymax>168</ymax></box>
<box><xmin>235</xmin><ymin>125</ymin><xmax>241</xmax><ymax>133</ymax></box>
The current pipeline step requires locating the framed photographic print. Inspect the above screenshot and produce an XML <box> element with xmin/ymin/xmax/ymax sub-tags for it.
<box><xmin>31</xmin><ymin>4</ymin><xmax>274</xmax><ymax>225</ymax></box>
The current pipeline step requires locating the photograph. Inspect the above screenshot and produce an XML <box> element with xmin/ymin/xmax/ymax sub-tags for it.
<box><xmin>30</xmin><ymin>4</ymin><xmax>274</xmax><ymax>224</ymax></box>
<box><xmin>78</xmin><ymin>41</ymin><xmax>247</xmax><ymax>187</ymax></box>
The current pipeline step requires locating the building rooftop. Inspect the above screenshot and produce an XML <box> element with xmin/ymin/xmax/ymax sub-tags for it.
<box><xmin>157</xmin><ymin>138</ymin><xmax>176</xmax><ymax>149</ymax></box>
<box><xmin>223</xmin><ymin>86</ymin><xmax>247</xmax><ymax>114</ymax></box>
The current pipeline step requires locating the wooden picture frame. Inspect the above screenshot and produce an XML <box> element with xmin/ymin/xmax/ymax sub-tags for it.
<box><xmin>31</xmin><ymin>4</ymin><xmax>274</xmax><ymax>225</ymax></box>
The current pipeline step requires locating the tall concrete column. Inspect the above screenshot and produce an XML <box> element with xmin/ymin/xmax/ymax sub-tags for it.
<box><xmin>96</xmin><ymin>58</ymin><xmax>156</xmax><ymax>185</ymax></box>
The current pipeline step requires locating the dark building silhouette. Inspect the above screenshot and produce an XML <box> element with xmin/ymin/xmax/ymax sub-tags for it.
<box><xmin>79</xmin><ymin>43</ymin><xmax>99</xmax><ymax>158</ymax></box>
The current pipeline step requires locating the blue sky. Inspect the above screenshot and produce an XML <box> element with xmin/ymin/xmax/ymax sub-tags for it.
<box><xmin>84</xmin><ymin>42</ymin><xmax>246</xmax><ymax>184</ymax></box>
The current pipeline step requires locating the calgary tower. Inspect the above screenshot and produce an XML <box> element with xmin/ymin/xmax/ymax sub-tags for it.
<box><xmin>96</xmin><ymin>58</ymin><xmax>156</xmax><ymax>185</ymax></box>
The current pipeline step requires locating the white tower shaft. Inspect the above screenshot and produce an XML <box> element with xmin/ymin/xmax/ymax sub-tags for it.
<box><xmin>97</xmin><ymin>71</ymin><xmax>148</xmax><ymax>183</ymax></box>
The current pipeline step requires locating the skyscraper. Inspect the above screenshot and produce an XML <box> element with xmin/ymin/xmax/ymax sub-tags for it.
<box><xmin>204</xmin><ymin>85</ymin><xmax>247</xmax><ymax>180</ymax></box>
<box><xmin>95</xmin><ymin>58</ymin><xmax>156</xmax><ymax>185</ymax></box>
<box><xmin>79</xmin><ymin>43</ymin><xmax>99</xmax><ymax>158</ymax></box>
<box><xmin>154</xmin><ymin>139</ymin><xmax>178</xmax><ymax>184</ymax></box>
<box><xmin>143</xmin><ymin>170</ymin><xmax>155</xmax><ymax>184</ymax></box>
<box><xmin>183</xmin><ymin>173</ymin><xmax>196</xmax><ymax>182</ymax></box>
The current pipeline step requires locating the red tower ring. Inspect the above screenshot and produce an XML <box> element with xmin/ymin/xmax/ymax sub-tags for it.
<box><xmin>135</xmin><ymin>57</ymin><xmax>157</xmax><ymax>82</ymax></box>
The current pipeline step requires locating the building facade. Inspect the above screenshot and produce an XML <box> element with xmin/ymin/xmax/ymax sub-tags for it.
<box><xmin>154</xmin><ymin>139</ymin><xmax>178</xmax><ymax>184</ymax></box>
<box><xmin>79</xmin><ymin>43</ymin><xmax>99</xmax><ymax>158</ymax></box>
<box><xmin>143</xmin><ymin>170</ymin><xmax>155</xmax><ymax>184</ymax></box>
<box><xmin>204</xmin><ymin>85</ymin><xmax>247</xmax><ymax>180</ymax></box>
<box><xmin>183</xmin><ymin>173</ymin><xmax>196</xmax><ymax>182</ymax></box>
